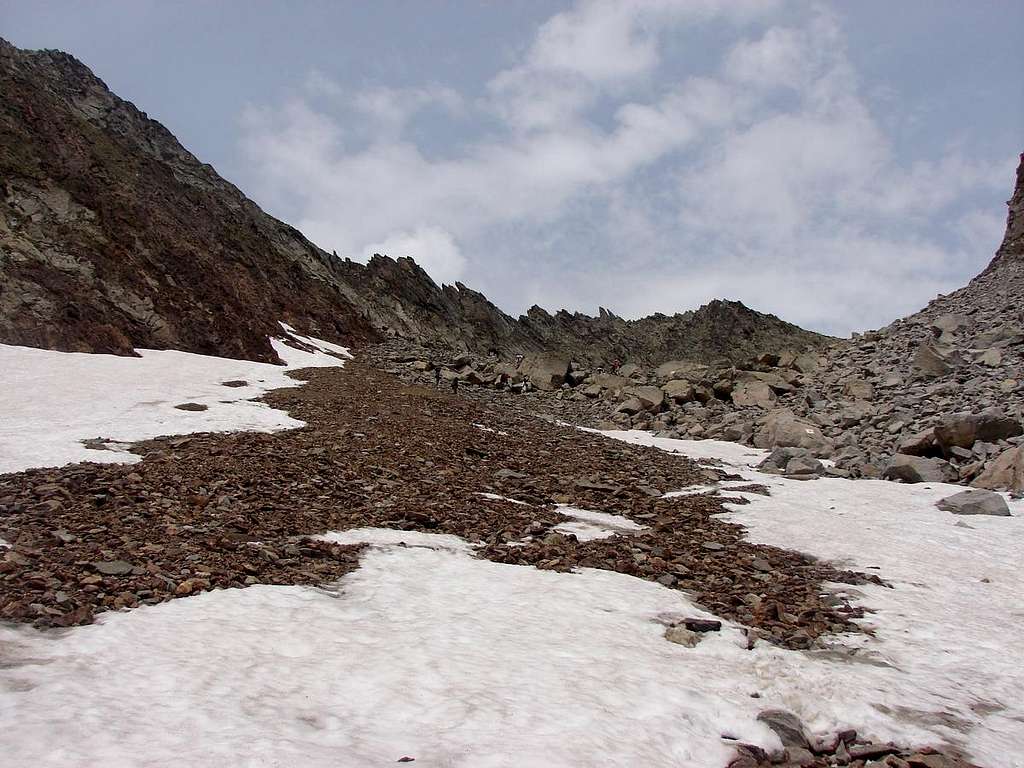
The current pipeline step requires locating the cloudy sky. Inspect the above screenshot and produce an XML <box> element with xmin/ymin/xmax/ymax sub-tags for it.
<box><xmin>4</xmin><ymin>1</ymin><xmax>1022</xmax><ymax>335</ymax></box>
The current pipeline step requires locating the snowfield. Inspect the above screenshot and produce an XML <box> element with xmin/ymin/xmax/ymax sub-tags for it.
<box><xmin>2</xmin><ymin>345</ymin><xmax>1023</xmax><ymax>766</ymax></box>
<box><xmin>0</xmin><ymin>324</ymin><xmax>349</xmax><ymax>474</ymax></box>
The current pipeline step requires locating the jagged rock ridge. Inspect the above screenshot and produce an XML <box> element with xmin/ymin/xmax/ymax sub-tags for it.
<box><xmin>0</xmin><ymin>39</ymin><xmax>825</xmax><ymax>365</ymax></box>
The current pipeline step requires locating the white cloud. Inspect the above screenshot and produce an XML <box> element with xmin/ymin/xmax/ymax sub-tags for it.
<box><xmin>236</xmin><ymin>0</ymin><xmax>1011</xmax><ymax>336</ymax></box>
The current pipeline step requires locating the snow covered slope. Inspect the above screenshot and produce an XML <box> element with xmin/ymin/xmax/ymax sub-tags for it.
<box><xmin>0</xmin><ymin>324</ymin><xmax>349</xmax><ymax>474</ymax></box>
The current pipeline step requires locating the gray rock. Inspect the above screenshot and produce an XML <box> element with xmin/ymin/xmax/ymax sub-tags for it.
<box><xmin>842</xmin><ymin>377</ymin><xmax>875</xmax><ymax>401</ymax></box>
<box><xmin>756</xmin><ymin>709</ymin><xmax>809</xmax><ymax>750</ymax></box>
<box><xmin>92</xmin><ymin>560</ymin><xmax>134</xmax><ymax>576</ymax></box>
<box><xmin>663</xmin><ymin>625</ymin><xmax>700</xmax><ymax>647</ymax></box>
<box><xmin>624</xmin><ymin>386</ymin><xmax>665</xmax><ymax>413</ymax></box>
<box><xmin>972</xmin><ymin>446</ymin><xmax>1024</xmax><ymax>493</ymax></box>
<box><xmin>936</xmin><ymin>489</ymin><xmax>1011</xmax><ymax>516</ymax></box>
<box><xmin>882</xmin><ymin>454</ymin><xmax>957</xmax><ymax>484</ymax></box>
<box><xmin>661</xmin><ymin>379</ymin><xmax>695</xmax><ymax>403</ymax></box>
<box><xmin>912</xmin><ymin>342</ymin><xmax>955</xmax><ymax>378</ymax></box>
<box><xmin>754</xmin><ymin>410</ymin><xmax>834</xmax><ymax>457</ymax></box>
<box><xmin>731</xmin><ymin>380</ymin><xmax>776</xmax><ymax>408</ymax></box>
<box><xmin>933</xmin><ymin>410</ymin><xmax>1023</xmax><ymax>453</ymax></box>
<box><xmin>786</xmin><ymin>456</ymin><xmax>824</xmax><ymax>476</ymax></box>
<box><xmin>520</xmin><ymin>354</ymin><xmax>571</xmax><ymax>391</ymax></box>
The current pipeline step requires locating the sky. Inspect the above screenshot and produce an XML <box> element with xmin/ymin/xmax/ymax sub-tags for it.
<box><xmin>3</xmin><ymin>1</ymin><xmax>1022</xmax><ymax>336</ymax></box>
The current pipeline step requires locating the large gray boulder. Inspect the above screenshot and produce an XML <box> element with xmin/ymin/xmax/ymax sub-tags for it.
<box><xmin>842</xmin><ymin>377</ymin><xmax>875</xmax><ymax>401</ymax></box>
<box><xmin>753</xmin><ymin>410</ymin><xmax>834</xmax><ymax>457</ymax></box>
<box><xmin>933</xmin><ymin>411</ymin><xmax>1023</xmax><ymax>453</ymax></box>
<box><xmin>882</xmin><ymin>454</ymin><xmax>957</xmax><ymax>484</ymax></box>
<box><xmin>589</xmin><ymin>373</ymin><xmax>630</xmax><ymax>391</ymax></box>
<box><xmin>731</xmin><ymin>380</ymin><xmax>776</xmax><ymax>408</ymax></box>
<box><xmin>521</xmin><ymin>354</ymin><xmax>571</xmax><ymax>390</ymax></box>
<box><xmin>655</xmin><ymin>360</ymin><xmax>707</xmax><ymax>381</ymax></box>
<box><xmin>936</xmin><ymin>489</ymin><xmax>1011</xmax><ymax>516</ymax></box>
<box><xmin>972</xmin><ymin>446</ymin><xmax>1024</xmax><ymax>493</ymax></box>
<box><xmin>911</xmin><ymin>342</ymin><xmax>957</xmax><ymax>378</ymax></box>
<box><xmin>661</xmin><ymin>379</ymin><xmax>695</xmax><ymax>403</ymax></box>
<box><xmin>624</xmin><ymin>386</ymin><xmax>665</xmax><ymax>413</ymax></box>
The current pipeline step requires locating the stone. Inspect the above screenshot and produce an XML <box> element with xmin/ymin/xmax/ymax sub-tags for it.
<box><xmin>755</xmin><ymin>709</ymin><xmax>809</xmax><ymax>750</ymax></box>
<box><xmin>624</xmin><ymin>386</ymin><xmax>665</xmax><ymax>413</ymax></box>
<box><xmin>842</xmin><ymin>377</ymin><xmax>875</xmax><ymax>401</ymax></box>
<box><xmin>614</xmin><ymin>397</ymin><xmax>644</xmax><ymax>416</ymax></box>
<box><xmin>977</xmin><ymin>348</ymin><xmax>1003</xmax><ymax>367</ymax></box>
<box><xmin>898</xmin><ymin>428</ymin><xmax>938</xmax><ymax>456</ymax></box>
<box><xmin>786</xmin><ymin>456</ymin><xmax>824</xmax><ymax>477</ymax></box>
<box><xmin>911</xmin><ymin>343</ymin><xmax>954</xmax><ymax>378</ymax></box>
<box><xmin>754</xmin><ymin>410</ymin><xmax>834</xmax><ymax>457</ymax></box>
<box><xmin>589</xmin><ymin>373</ymin><xmax>630</xmax><ymax>390</ymax></box>
<box><xmin>617</xmin><ymin>362</ymin><xmax>641</xmax><ymax>378</ymax></box>
<box><xmin>174</xmin><ymin>402</ymin><xmax>208</xmax><ymax>412</ymax></box>
<box><xmin>92</xmin><ymin>560</ymin><xmax>134</xmax><ymax>576</ymax></box>
<box><xmin>661</xmin><ymin>379</ymin><xmax>695</xmax><ymax>403</ymax></box>
<box><xmin>682</xmin><ymin>618</ymin><xmax>722</xmax><ymax>632</ymax></box>
<box><xmin>757</xmin><ymin>447</ymin><xmax>810</xmax><ymax>473</ymax></box>
<box><xmin>882</xmin><ymin>454</ymin><xmax>957</xmax><ymax>484</ymax></box>
<box><xmin>930</xmin><ymin>313</ymin><xmax>970</xmax><ymax>337</ymax></box>
<box><xmin>663</xmin><ymin>625</ymin><xmax>699</xmax><ymax>647</ymax></box>
<box><xmin>731</xmin><ymin>381</ymin><xmax>776</xmax><ymax>408</ymax></box>
<box><xmin>792</xmin><ymin>353</ymin><xmax>822</xmax><ymax>374</ymax></box>
<box><xmin>936</xmin><ymin>489</ymin><xmax>1011</xmax><ymax>516</ymax></box>
<box><xmin>933</xmin><ymin>411</ymin><xmax>1023</xmax><ymax>454</ymax></box>
<box><xmin>520</xmin><ymin>354</ymin><xmax>571</xmax><ymax>391</ymax></box>
<box><xmin>654</xmin><ymin>360</ymin><xmax>706</xmax><ymax>381</ymax></box>
<box><xmin>972</xmin><ymin>446</ymin><xmax>1024</xmax><ymax>493</ymax></box>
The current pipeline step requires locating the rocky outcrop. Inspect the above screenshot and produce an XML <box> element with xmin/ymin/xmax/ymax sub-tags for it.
<box><xmin>0</xmin><ymin>38</ymin><xmax>826</xmax><ymax>367</ymax></box>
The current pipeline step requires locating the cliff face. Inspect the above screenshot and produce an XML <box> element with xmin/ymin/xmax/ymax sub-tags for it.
<box><xmin>987</xmin><ymin>153</ymin><xmax>1024</xmax><ymax>271</ymax></box>
<box><xmin>0</xmin><ymin>39</ymin><xmax>827</xmax><ymax>365</ymax></box>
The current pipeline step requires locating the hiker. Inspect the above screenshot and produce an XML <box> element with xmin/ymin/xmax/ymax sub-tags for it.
<box><xmin>514</xmin><ymin>353</ymin><xmax>524</xmax><ymax>369</ymax></box>
<box><xmin>434</xmin><ymin>366</ymin><xmax>442</xmax><ymax>388</ymax></box>
<box><xmin>522</xmin><ymin>375</ymin><xmax>532</xmax><ymax>393</ymax></box>
<box><xmin>499</xmin><ymin>372</ymin><xmax>509</xmax><ymax>390</ymax></box>
<box><xmin>612</xmin><ymin>358</ymin><xmax>621</xmax><ymax>373</ymax></box>
<box><xmin>451</xmin><ymin>376</ymin><xmax>459</xmax><ymax>394</ymax></box>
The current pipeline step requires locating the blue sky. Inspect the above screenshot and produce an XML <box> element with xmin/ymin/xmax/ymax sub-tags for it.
<box><xmin>3</xmin><ymin>1</ymin><xmax>1022</xmax><ymax>335</ymax></box>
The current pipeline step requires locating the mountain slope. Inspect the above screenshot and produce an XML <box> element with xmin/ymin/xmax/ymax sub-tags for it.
<box><xmin>0</xmin><ymin>39</ymin><xmax>825</xmax><ymax>365</ymax></box>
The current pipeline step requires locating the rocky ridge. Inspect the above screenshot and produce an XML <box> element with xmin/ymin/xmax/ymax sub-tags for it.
<box><xmin>0</xmin><ymin>38</ymin><xmax>824</xmax><ymax>366</ymax></box>
<box><xmin>374</xmin><ymin>155</ymin><xmax>1024</xmax><ymax>495</ymax></box>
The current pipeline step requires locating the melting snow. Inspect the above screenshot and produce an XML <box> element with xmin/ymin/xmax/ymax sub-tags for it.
<box><xmin>599</xmin><ymin>430</ymin><xmax>1024</xmax><ymax>766</ymax></box>
<box><xmin>0</xmin><ymin>325</ymin><xmax>349</xmax><ymax>474</ymax></box>
<box><xmin>553</xmin><ymin>504</ymin><xmax>648</xmax><ymax>541</ymax></box>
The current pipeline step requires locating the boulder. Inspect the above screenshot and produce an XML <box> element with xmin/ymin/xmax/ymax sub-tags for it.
<box><xmin>792</xmin><ymin>353</ymin><xmax>823</xmax><ymax>374</ymax></box>
<box><xmin>786</xmin><ymin>456</ymin><xmax>824</xmax><ymax>477</ymax></box>
<box><xmin>977</xmin><ymin>348</ymin><xmax>1003</xmax><ymax>367</ymax></box>
<box><xmin>898</xmin><ymin>428</ymin><xmax>938</xmax><ymax>456</ymax></box>
<box><xmin>661</xmin><ymin>379</ymin><xmax>695</xmax><ymax>403</ymax></box>
<box><xmin>842</xmin><ymin>377</ymin><xmax>875</xmax><ymax>401</ymax></box>
<box><xmin>882</xmin><ymin>454</ymin><xmax>957</xmax><ymax>484</ymax></box>
<box><xmin>972</xmin><ymin>446</ymin><xmax>1024</xmax><ymax>493</ymax></box>
<box><xmin>731</xmin><ymin>380</ymin><xmax>776</xmax><ymax>408</ymax></box>
<box><xmin>589</xmin><ymin>373</ymin><xmax>630</xmax><ymax>391</ymax></box>
<box><xmin>911</xmin><ymin>342</ymin><xmax>961</xmax><ymax>378</ymax></box>
<box><xmin>624</xmin><ymin>386</ymin><xmax>665</xmax><ymax>413</ymax></box>
<box><xmin>758</xmin><ymin>448</ymin><xmax>805</xmax><ymax>473</ymax></box>
<box><xmin>615</xmin><ymin>397</ymin><xmax>645</xmax><ymax>416</ymax></box>
<box><xmin>753</xmin><ymin>410</ymin><xmax>834</xmax><ymax>457</ymax></box>
<box><xmin>521</xmin><ymin>354</ymin><xmax>571</xmax><ymax>390</ymax></box>
<box><xmin>655</xmin><ymin>360</ymin><xmax>707</xmax><ymax>381</ymax></box>
<box><xmin>617</xmin><ymin>362</ymin><xmax>641</xmax><ymax>378</ymax></box>
<box><xmin>936</xmin><ymin>489</ymin><xmax>1011</xmax><ymax>516</ymax></box>
<box><xmin>930</xmin><ymin>313</ymin><xmax>970</xmax><ymax>338</ymax></box>
<box><xmin>933</xmin><ymin>411</ymin><xmax>1023</xmax><ymax>454</ymax></box>
<box><xmin>741</xmin><ymin>370</ymin><xmax>796</xmax><ymax>393</ymax></box>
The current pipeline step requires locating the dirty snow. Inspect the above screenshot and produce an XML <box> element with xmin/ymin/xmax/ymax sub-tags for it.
<box><xmin>553</xmin><ymin>504</ymin><xmax>648</xmax><ymax>541</ymax></box>
<box><xmin>0</xmin><ymin>325</ymin><xmax>349</xmax><ymax>474</ymax></box>
<box><xmin>600</xmin><ymin>430</ymin><xmax>1024</xmax><ymax>766</ymax></box>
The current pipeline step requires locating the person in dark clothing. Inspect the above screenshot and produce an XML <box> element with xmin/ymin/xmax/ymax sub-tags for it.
<box><xmin>451</xmin><ymin>377</ymin><xmax>459</xmax><ymax>394</ymax></box>
<box><xmin>434</xmin><ymin>366</ymin><xmax>442</xmax><ymax>388</ymax></box>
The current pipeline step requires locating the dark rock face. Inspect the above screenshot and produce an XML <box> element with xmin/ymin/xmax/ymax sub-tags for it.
<box><xmin>0</xmin><ymin>38</ymin><xmax>826</xmax><ymax>366</ymax></box>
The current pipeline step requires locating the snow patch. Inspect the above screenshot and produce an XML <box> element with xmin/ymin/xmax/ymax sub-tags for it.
<box><xmin>477</xmin><ymin>492</ymin><xmax>529</xmax><ymax>505</ymax></box>
<box><xmin>473</xmin><ymin>423</ymin><xmax>509</xmax><ymax>436</ymax></box>
<box><xmin>599</xmin><ymin>430</ymin><xmax>1024</xmax><ymax>765</ymax></box>
<box><xmin>0</xmin><ymin>327</ymin><xmax>348</xmax><ymax>474</ymax></box>
<box><xmin>553</xmin><ymin>504</ymin><xmax>647</xmax><ymax>541</ymax></box>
